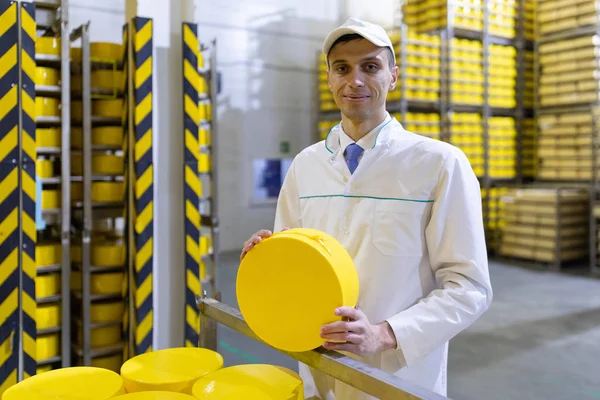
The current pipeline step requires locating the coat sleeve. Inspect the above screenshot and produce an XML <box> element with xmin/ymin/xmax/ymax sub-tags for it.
<box><xmin>385</xmin><ymin>147</ymin><xmax>493</xmax><ymax>366</ymax></box>
<box><xmin>273</xmin><ymin>158</ymin><xmax>302</xmax><ymax>232</ymax></box>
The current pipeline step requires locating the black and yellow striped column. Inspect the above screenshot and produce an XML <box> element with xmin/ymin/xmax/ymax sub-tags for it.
<box><xmin>182</xmin><ymin>22</ymin><xmax>201</xmax><ymax>348</ymax></box>
<box><xmin>0</xmin><ymin>0</ymin><xmax>21</xmax><ymax>393</ymax></box>
<box><xmin>19</xmin><ymin>2</ymin><xmax>36</xmax><ymax>380</ymax></box>
<box><xmin>132</xmin><ymin>17</ymin><xmax>153</xmax><ymax>355</ymax></box>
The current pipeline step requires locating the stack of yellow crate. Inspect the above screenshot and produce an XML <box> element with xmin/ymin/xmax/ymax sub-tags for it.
<box><xmin>450</xmin><ymin>39</ymin><xmax>484</xmax><ymax>105</ymax></box>
<box><xmin>481</xmin><ymin>186</ymin><xmax>511</xmax><ymax>251</ymax></box>
<box><xmin>489</xmin><ymin>45</ymin><xmax>517</xmax><ymax>108</ymax></box>
<box><xmin>537</xmin><ymin>0</ymin><xmax>598</xmax><ymax>36</ymax></box>
<box><xmin>402</xmin><ymin>0</ymin><xmax>517</xmax><ymax>39</ymax></box>
<box><xmin>318</xmin><ymin>120</ymin><xmax>338</xmax><ymax>141</ymax></box>
<box><xmin>538</xmin><ymin>35</ymin><xmax>600</xmax><ymax>107</ymax></box>
<box><xmin>499</xmin><ymin>188</ymin><xmax>589</xmax><ymax>263</ymax></box>
<box><xmin>397</xmin><ymin>112</ymin><xmax>442</xmax><ymax>140</ymax></box>
<box><xmin>524</xmin><ymin>51</ymin><xmax>535</xmax><ymax>109</ymax></box>
<box><xmin>489</xmin><ymin>117</ymin><xmax>517</xmax><ymax>178</ymax></box>
<box><xmin>318</xmin><ymin>54</ymin><xmax>336</xmax><ymax>112</ymax></box>
<box><xmin>522</xmin><ymin>118</ymin><xmax>538</xmax><ymax>178</ymax></box>
<box><xmin>525</xmin><ymin>0</ymin><xmax>536</xmax><ymax>41</ymax></box>
<box><xmin>537</xmin><ymin>110</ymin><xmax>599</xmax><ymax>180</ymax></box>
<box><xmin>450</xmin><ymin>113</ymin><xmax>484</xmax><ymax>176</ymax></box>
<box><xmin>388</xmin><ymin>31</ymin><xmax>441</xmax><ymax>103</ymax></box>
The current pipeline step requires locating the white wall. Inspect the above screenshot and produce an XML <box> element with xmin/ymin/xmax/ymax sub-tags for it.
<box><xmin>69</xmin><ymin>0</ymin><xmax>125</xmax><ymax>42</ymax></box>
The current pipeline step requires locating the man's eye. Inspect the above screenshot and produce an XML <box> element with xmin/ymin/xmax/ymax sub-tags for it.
<box><xmin>365</xmin><ymin>64</ymin><xmax>379</xmax><ymax>72</ymax></box>
<box><xmin>336</xmin><ymin>66</ymin><xmax>348</xmax><ymax>73</ymax></box>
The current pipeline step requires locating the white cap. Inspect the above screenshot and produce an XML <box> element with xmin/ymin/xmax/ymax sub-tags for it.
<box><xmin>321</xmin><ymin>17</ymin><xmax>395</xmax><ymax>61</ymax></box>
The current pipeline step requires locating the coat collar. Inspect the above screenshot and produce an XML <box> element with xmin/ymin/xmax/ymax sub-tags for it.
<box><xmin>324</xmin><ymin>113</ymin><xmax>401</xmax><ymax>156</ymax></box>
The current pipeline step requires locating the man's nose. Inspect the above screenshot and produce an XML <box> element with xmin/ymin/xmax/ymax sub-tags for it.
<box><xmin>347</xmin><ymin>69</ymin><xmax>365</xmax><ymax>88</ymax></box>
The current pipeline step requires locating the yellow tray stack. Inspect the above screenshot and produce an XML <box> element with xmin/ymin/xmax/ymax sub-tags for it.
<box><xmin>402</xmin><ymin>0</ymin><xmax>518</xmax><ymax>39</ymax></box>
<box><xmin>450</xmin><ymin>39</ymin><xmax>484</xmax><ymax>106</ymax></box>
<box><xmin>389</xmin><ymin>31</ymin><xmax>441</xmax><ymax>103</ymax></box>
<box><xmin>522</xmin><ymin>118</ymin><xmax>538</xmax><ymax>178</ymax></box>
<box><xmin>537</xmin><ymin>0</ymin><xmax>599</xmax><ymax>37</ymax></box>
<box><xmin>538</xmin><ymin>35</ymin><xmax>600</xmax><ymax>107</ymax></box>
<box><xmin>481</xmin><ymin>186</ymin><xmax>511</xmax><ymax>251</ymax></box>
<box><xmin>489</xmin><ymin>117</ymin><xmax>517</xmax><ymax>179</ymax></box>
<box><xmin>318</xmin><ymin>120</ymin><xmax>338</xmax><ymax>141</ymax></box>
<box><xmin>498</xmin><ymin>188</ymin><xmax>590</xmax><ymax>263</ymax></box>
<box><xmin>318</xmin><ymin>53</ymin><xmax>336</xmax><ymax>112</ymax></box>
<box><xmin>449</xmin><ymin>113</ymin><xmax>484</xmax><ymax>176</ymax></box>
<box><xmin>525</xmin><ymin>0</ymin><xmax>536</xmax><ymax>41</ymax></box>
<box><xmin>489</xmin><ymin>45</ymin><xmax>516</xmax><ymax>108</ymax></box>
<box><xmin>524</xmin><ymin>51</ymin><xmax>535</xmax><ymax>109</ymax></box>
<box><xmin>396</xmin><ymin>112</ymin><xmax>441</xmax><ymax>140</ymax></box>
<box><xmin>537</xmin><ymin>110</ymin><xmax>600</xmax><ymax>180</ymax></box>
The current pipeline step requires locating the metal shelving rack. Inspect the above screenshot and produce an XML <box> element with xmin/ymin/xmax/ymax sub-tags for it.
<box><xmin>34</xmin><ymin>0</ymin><xmax>72</xmax><ymax>371</ymax></box>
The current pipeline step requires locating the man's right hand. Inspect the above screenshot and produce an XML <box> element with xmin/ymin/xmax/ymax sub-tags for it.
<box><xmin>240</xmin><ymin>229</ymin><xmax>274</xmax><ymax>261</ymax></box>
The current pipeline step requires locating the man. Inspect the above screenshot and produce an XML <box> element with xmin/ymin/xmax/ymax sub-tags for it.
<box><xmin>240</xmin><ymin>18</ymin><xmax>492</xmax><ymax>399</ymax></box>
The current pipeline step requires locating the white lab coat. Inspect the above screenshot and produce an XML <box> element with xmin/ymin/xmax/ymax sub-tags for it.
<box><xmin>273</xmin><ymin>114</ymin><xmax>492</xmax><ymax>399</ymax></box>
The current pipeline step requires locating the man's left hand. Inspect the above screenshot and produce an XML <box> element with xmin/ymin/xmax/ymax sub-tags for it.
<box><xmin>320</xmin><ymin>306</ymin><xmax>397</xmax><ymax>357</ymax></box>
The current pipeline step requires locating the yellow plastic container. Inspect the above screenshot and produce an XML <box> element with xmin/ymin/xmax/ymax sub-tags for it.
<box><xmin>71</xmin><ymin>126</ymin><xmax>123</xmax><ymax>149</ymax></box>
<box><xmin>36</xmin><ymin>97</ymin><xmax>60</xmax><ymax>117</ymax></box>
<box><xmin>120</xmin><ymin>348</ymin><xmax>224</xmax><ymax>394</ymax></box>
<box><xmin>71</xmin><ymin>46</ymin><xmax>81</xmax><ymax>61</ymax></box>
<box><xmin>36</xmin><ymin>332</ymin><xmax>60</xmax><ymax>361</ymax></box>
<box><xmin>72</xmin><ymin>70</ymin><xmax>124</xmax><ymax>92</ymax></box>
<box><xmin>36</xmin><ymin>273</ymin><xmax>61</xmax><ymax>298</ymax></box>
<box><xmin>93</xmin><ymin>241</ymin><xmax>126</xmax><ymax>266</ymax></box>
<box><xmin>79</xmin><ymin>353</ymin><xmax>123</xmax><ymax>373</ymax></box>
<box><xmin>36</xmin><ymin>37</ymin><xmax>60</xmax><ymax>56</ymax></box>
<box><xmin>93</xmin><ymin>182</ymin><xmax>124</xmax><ymax>203</ymax></box>
<box><xmin>94</xmin><ymin>99</ymin><xmax>122</xmax><ymax>118</ymax></box>
<box><xmin>42</xmin><ymin>190</ymin><xmax>60</xmax><ymax>210</ymax></box>
<box><xmin>192</xmin><ymin>364</ymin><xmax>304</xmax><ymax>400</ymax></box>
<box><xmin>112</xmin><ymin>393</ymin><xmax>197</xmax><ymax>400</ymax></box>
<box><xmin>37</xmin><ymin>128</ymin><xmax>61</xmax><ymax>148</ymax></box>
<box><xmin>199</xmin><ymin>154</ymin><xmax>211</xmax><ymax>173</ymax></box>
<box><xmin>37</xmin><ymin>243</ymin><xmax>61</xmax><ymax>266</ymax></box>
<box><xmin>37</xmin><ymin>303</ymin><xmax>61</xmax><ymax>330</ymax></box>
<box><xmin>91</xmin><ymin>42</ymin><xmax>124</xmax><ymax>62</ymax></box>
<box><xmin>91</xmin><ymin>301</ymin><xmax>124</xmax><ymax>323</ymax></box>
<box><xmin>71</xmin><ymin>271</ymin><xmax>124</xmax><ymax>295</ymax></box>
<box><xmin>35</xmin><ymin>67</ymin><xmax>59</xmax><ymax>86</ymax></box>
<box><xmin>76</xmin><ymin>324</ymin><xmax>122</xmax><ymax>348</ymax></box>
<box><xmin>2</xmin><ymin>367</ymin><xmax>125</xmax><ymax>399</ymax></box>
<box><xmin>71</xmin><ymin>154</ymin><xmax>124</xmax><ymax>176</ymax></box>
<box><xmin>237</xmin><ymin>228</ymin><xmax>359</xmax><ymax>352</ymax></box>
<box><xmin>37</xmin><ymin>158</ymin><xmax>54</xmax><ymax>178</ymax></box>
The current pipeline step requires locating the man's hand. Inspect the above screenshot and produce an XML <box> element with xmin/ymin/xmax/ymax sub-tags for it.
<box><xmin>320</xmin><ymin>306</ymin><xmax>397</xmax><ymax>357</ymax></box>
<box><xmin>239</xmin><ymin>228</ymin><xmax>289</xmax><ymax>261</ymax></box>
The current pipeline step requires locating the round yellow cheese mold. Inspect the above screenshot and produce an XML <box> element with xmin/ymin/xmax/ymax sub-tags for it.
<box><xmin>76</xmin><ymin>324</ymin><xmax>121</xmax><ymax>348</ymax></box>
<box><xmin>72</xmin><ymin>126</ymin><xmax>123</xmax><ymax>148</ymax></box>
<box><xmin>90</xmin><ymin>42</ymin><xmax>124</xmax><ymax>62</ymax></box>
<box><xmin>36</xmin><ymin>303</ymin><xmax>61</xmax><ymax>330</ymax></box>
<box><xmin>78</xmin><ymin>353</ymin><xmax>123</xmax><ymax>373</ymax></box>
<box><xmin>71</xmin><ymin>241</ymin><xmax>125</xmax><ymax>266</ymax></box>
<box><xmin>71</xmin><ymin>271</ymin><xmax>124</xmax><ymax>295</ymax></box>
<box><xmin>37</xmin><ymin>242</ymin><xmax>61</xmax><ymax>266</ymax></box>
<box><xmin>42</xmin><ymin>190</ymin><xmax>60</xmax><ymax>209</ymax></box>
<box><xmin>112</xmin><ymin>392</ymin><xmax>198</xmax><ymax>400</ymax></box>
<box><xmin>37</xmin><ymin>364</ymin><xmax>53</xmax><ymax>375</ymax></box>
<box><xmin>36</xmin><ymin>333</ymin><xmax>60</xmax><ymax>361</ymax></box>
<box><xmin>36</xmin><ymin>273</ymin><xmax>60</xmax><ymax>298</ymax></box>
<box><xmin>37</xmin><ymin>128</ymin><xmax>61</xmax><ymax>148</ymax></box>
<box><xmin>2</xmin><ymin>367</ymin><xmax>125</xmax><ymax>399</ymax></box>
<box><xmin>36</xmin><ymin>97</ymin><xmax>60</xmax><ymax>117</ymax></box>
<box><xmin>120</xmin><ymin>347</ymin><xmax>224</xmax><ymax>394</ymax></box>
<box><xmin>71</xmin><ymin>154</ymin><xmax>124</xmax><ymax>176</ymax></box>
<box><xmin>192</xmin><ymin>364</ymin><xmax>303</xmax><ymax>400</ymax></box>
<box><xmin>36</xmin><ymin>37</ymin><xmax>60</xmax><ymax>56</ymax></box>
<box><xmin>94</xmin><ymin>99</ymin><xmax>123</xmax><ymax>118</ymax></box>
<box><xmin>91</xmin><ymin>300</ymin><xmax>124</xmax><ymax>323</ymax></box>
<box><xmin>93</xmin><ymin>181</ymin><xmax>124</xmax><ymax>203</ymax></box>
<box><xmin>72</xmin><ymin>70</ymin><xmax>125</xmax><ymax>92</ymax></box>
<box><xmin>35</xmin><ymin>67</ymin><xmax>59</xmax><ymax>86</ymax></box>
<box><xmin>36</xmin><ymin>158</ymin><xmax>54</xmax><ymax>178</ymax></box>
<box><xmin>237</xmin><ymin>228</ymin><xmax>359</xmax><ymax>352</ymax></box>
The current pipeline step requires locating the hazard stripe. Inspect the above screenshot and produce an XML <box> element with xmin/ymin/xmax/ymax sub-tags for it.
<box><xmin>20</xmin><ymin>2</ymin><xmax>36</xmax><ymax>379</ymax></box>
<box><xmin>0</xmin><ymin>2</ymin><xmax>20</xmax><ymax>392</ymax></box>
<box><xmin>132</xmin><ymin>17</ymin><xmax>153</xmax><ymax>355</ymax></box>
<box><xmin>182</xmin><ymin>22</ymin><xmax>201</xmax><ymax>348</ymax></box>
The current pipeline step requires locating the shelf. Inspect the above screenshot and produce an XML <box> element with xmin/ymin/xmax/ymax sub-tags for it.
<box><xmin>537</xmin><ymin>104</ymin><xmax>600</xmax><ymax>115</ymax></box>
<box><xmin>72</xmin><ymin>291</ymin><xmax>122</xmax><ymax>302</ymax></box>
<box><xmin>42</xmin><ymin>208</ymin><xmax>61</xmax><ymax>216</ymax></box>
<box><xmin>37</xmin><ymin>326</ymin><xmax>61</xmax><ymax>335</ymax></box>
<box><xmin>71</xmin><ymin>146</ymin><xmax>123</xmax><ymax>153</ymax></box>
<box><xmin>72</xmin><ymin>88</ymin><xmax>125</xmax><ymax>99</ymax></box>
<box><xmin>73</xmin><ymin>342</ymin><xmax>124</xmax><ymax>359</ymax></box>
<box><xmin>38</xmin><ymin>147</ymin><xmax>62</xmax><ymax>155</ymax></box>
<box><xmin>37</xmin><ymin>294</ymin><xmax>61</xmax><ymax>304</ymax></box>
<box><xmin>72</xmin><ymin>202</ymin><xmax>124</xmax><ymax>210</ymax></box>
<box><xmin>34</xmin><ymin>0</ymin><xmax>60</xmax><ymax>9</ymax></box>
<box><xmin>37</xmin><ymin>264</ymin><xmax>61</xmax><ymax>274</ymax></box>
<box><xmin>37</xmin><ymin>356</ymin><xmax>61</xmax><ymax>366</ymax></box>
<box><xmin>71</xmin><ymin>263</ymin><xmax>124</xmax><ymax>273</ymax></box>
<box><xmin>70</xmin><ymin>175</ymin><xmax>124</xmax><ymax>182</ymax></box>
<box><xmin>452</xmin><ymin>28</ymin><xmax>516</xmax><ymax>46</ymax></box>
<box><xmin>93</xmin><ymin>116</ymin><xmax>122</xmax><ymax>125</ymax></box>
<box><xmin>36</xmin><ymin>85</ymin><xmax>62</xmax><ymax>97</ymax></box>
<box><xmin>35</xmin><ymin>54</ymin><xmax>61</xmax><ymax>67</ymax></box>
<box><xmin>41</xmin><ymin>177</ymin><xmax>61</xmax><ymax>185</ymax></box>
<box><xmin>37</xmin><ymin>116</ymin><xmax>61</xmax><ymax>125</ymax></box>
<box><xmin>538</xmin><ymin>25</ymin><xmax>599</xmax><ymax>45</ymax></box>
<box><xmin>73</xmin><ymin>319</ymin><xmax>122</xmax><ymax>330</ymax></box>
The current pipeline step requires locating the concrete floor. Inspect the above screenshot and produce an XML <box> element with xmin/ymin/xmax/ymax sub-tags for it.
<box><xmin>214</xmin><ymin>251</ymin><xmax>600</xmax><ymax>400</ymax></box>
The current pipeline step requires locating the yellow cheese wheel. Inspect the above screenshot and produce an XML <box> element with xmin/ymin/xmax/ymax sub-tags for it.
<box><xmin>37</xmin><ymin>128</ymin><xmax>61</xmax><ymax>148</ymax></box>
<box><xmin>199</xmin><ymin>154</ymin><xmax>211</xmax><ymax>173</ymax></box>
<box><xmin>91</xmin><ymin>42</ymin><xmax>124</xmax><ymax>62</ymax></box>
<box><xmin>76</xmin><ymin>324</ymin><xmax>122</xmax><ymax>348</ymax></box>
<box><xmin>91</xmin><ymin>301</ymin><xmax>124</xmax><ymax>323</ymax></box>
<box><xmin>2</xmin><ymin>367</ymin><xmax>125</xmax><ymax>399</ymax></box>
<box><xmin>37</xmin><ymin>159</ymin><xmax>54</xmax><ymax>178</ymax></box>
<box><xmin>120</xmin><ymin>348</ymin><xmax>224</xmax><ymax>394</ymax></box>
<box><xmin>71</xmin><ymin>271</ymin><xmax>124</xmax><ymax>295</ymax></box>
<box><xmin>37</xmin><ymin>303</ymin><xmax>61</xmax><ymax>330</ymax></box>
<box><xmin>199</xmin><ymin>128</ymin><xmax>211</xmax><ymax>146</ymax></box>
<box><xmin>37</xmin><ymin>365</ymin><xmax>53</xmax><ymax>375</ymax></box>
<box><xmin>71</xmin><ymin>126</ymin><xmax>123</xmax><ymax>149</ymax></box>
<box><xmin>36</xmin><ymin>333</ymin><xmax>60</xmax><ymax>361</ymax></box>
<box><xmin>36</xmin><ymin>97</ymin><xmax>60</xmax><ymax>117</ymax></box>
<box><xmin>192</xmin><ymin>364</ymin><xmax>303</xmax><ymax>400</ymax></box>
<box><xmin>71</xmin><ymin>154</ymin><xmax>124</xmax><ymax>175</ymax></box>
<box><xmin>37</xmin><ymin>243</ymin><xmax>61</xmax><ymax>266</ymax></box>
<box><xmin>93</xmin><ymin>182</ymin><xmax>124</xmax><ymax>203</ymax></box>
<box><xmin>35</xmin><ymin>67</ymin><xmax>59</xmax><ymax>86</ymax></box>
<box><xmin>237</xmin><ymin>228</ymin><xmax>359</xmax><ymax>352</ymax></box>
<box><xmin>72</xmin><ymin>100</ymin><xmax>83</xmax><ymax>121</ymax></box>
<box><xmin>71</xmin><ymin>47</ymin><xmax>81</xmax><ymax>61</ymax></box>
<box><xmin>112</xmin><ymin>392</ymin><xmax>198</xmax><ymax>400</ymax></box>
<box><xmin>36</xmin><ymin>37</ymin><xmax>60</xmax><ymax>56</ymax></box>
<box><xmin>42</xmin><ymin>190</ymin><xmax>60</xmax><ymax>209</ymax></box>
<box><xmin>93</xmin><ymin>241</ymin><xmax>126</xmax><ymax>266</ymax></box>
<box><xmin>36</xmin><ymin>273</ymin><xmax>61</xmax><ymax>298</ymax></box>
<box><xmin>94</xmin><ymin>99</ymin><xmax>122</xmax><ymax>118</ymax></box>
<box><xmin>72</xmin><ymin>70</ymin><xmax>125</xmax><ymax>92</ymax></box>
<box><xmin>80</xmin><ymin>353</ymin><xmax>123</xmax><ymax>373</ymax></box>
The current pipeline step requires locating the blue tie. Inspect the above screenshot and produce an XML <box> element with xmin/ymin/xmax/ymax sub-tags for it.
<box><xmin>345</xmin><ymin>143</ymin><xmax>364</xmax><ymax>174</ymax></box>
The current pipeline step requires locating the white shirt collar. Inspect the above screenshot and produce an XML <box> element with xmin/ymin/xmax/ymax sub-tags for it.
<box><xmin>339</xmin><ymin>112</ymin><xmax>393</xmax><ymax>154</ymax></box>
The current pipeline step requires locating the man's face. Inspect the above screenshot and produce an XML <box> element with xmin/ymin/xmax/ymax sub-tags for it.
<box><xmin>327</xmin><ymin>39</ymin><xmax>398</xmax><ymax>121</ymax></box>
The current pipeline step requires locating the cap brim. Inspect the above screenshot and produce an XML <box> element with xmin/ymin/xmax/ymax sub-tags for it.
<box><xmin>321</xmin><ymin>27</ymin><xmax>390</xmax><ymax>55</ymax></box>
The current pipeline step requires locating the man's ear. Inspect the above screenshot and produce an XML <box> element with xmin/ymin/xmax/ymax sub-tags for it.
<box><xmin>390</xmin><ymin>65</ymin><xmax>399</xmax><ymax>91</ymax></box>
